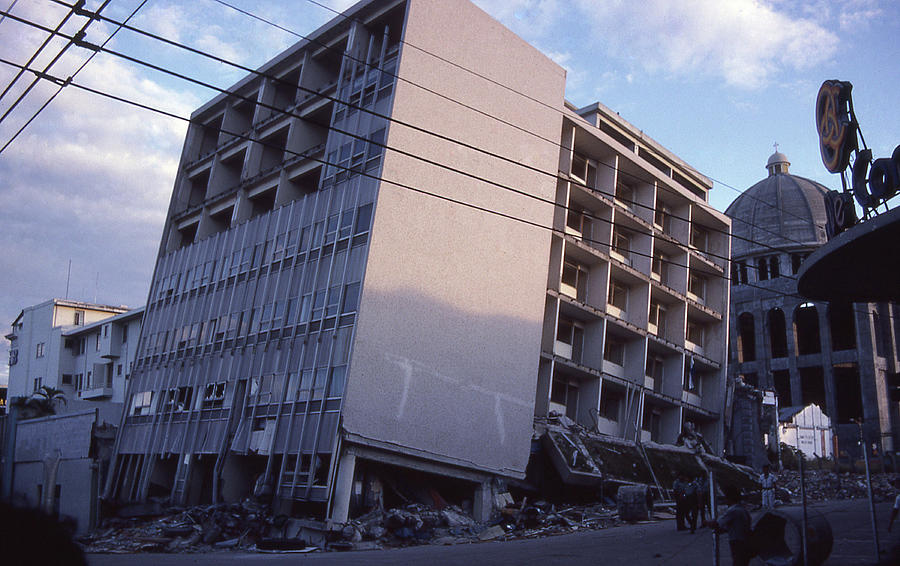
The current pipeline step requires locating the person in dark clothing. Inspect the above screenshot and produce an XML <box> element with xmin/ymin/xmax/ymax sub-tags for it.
<box><xmin>673</xmin><ymin>473</ymin><xmax>697</xmax><ymax>532</ymax></box>
<box><xmin>0</xmin><ymin>503</ymin><xmax>88</xmax><ymax>566</ymax></box>
<box><xmin>694</xmin><ymin>474</ymin><xmax>710</xmax><ymax>526</ymax></box>
<box><xmin>708</xmin><ymin>485</ymin><xmax>753</xmax><ymax>566</ymax></box>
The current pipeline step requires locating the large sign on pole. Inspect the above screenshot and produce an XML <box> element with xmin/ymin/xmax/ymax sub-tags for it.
<box><xmin>816</xmin><ymin>80</ymin><xmax>900</xmax><ymax>237</ymax></box>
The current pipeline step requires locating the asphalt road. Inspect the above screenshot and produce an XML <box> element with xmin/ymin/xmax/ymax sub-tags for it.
<box><xmin>87</xmin><ymin>499</ymin><xmax>900</xmax><ymax>565</ymax></box>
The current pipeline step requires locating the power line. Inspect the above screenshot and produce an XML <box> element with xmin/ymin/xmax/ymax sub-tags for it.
<box><xmin>0</xmin><ymin>0</ymin><xmax>79</xmax><ymax>105</ymax></box>
<box><xmin>0</xmin><ymin>7</ymin><xmax>818</xmax><ymax>288</ymax></box>
<box><xmin>292</xmin><ymin>0</ymin><xmax>824</xmax><ymax>231</ymax></box>
<box><xmin>1</xmin><ymin>7</ymin><xmax>868</xmax><ymax>308</ymax></box>
<box><xmin>199</xmin><ymin>0</ymin><xmax>818</xmax><ymax>264</ymax></box>
<box><xmin>0</xmin><ymin>7</ymin><xmax>732</xmax><ymax>272</ymax></box>
<box><xmin>0</xmin><ymin>0</ymin><xmax>150</xmax><ymax>155</ymax></box>
<box><xmin>3</xmin><ymin>52</ymin><xmax>887</xmax><ymax>333</ymax></box>
<box><xmin>19</xmin><ymin>2</ymin><xmax>808</xmax><ymax>272</ymax></box>
<box><xmin>0</xmin><ymin>0</ymin><xmax>91</xmax><ymax>126</ymax></box>
<box><xmin>0</xmin><ymin>54</ymin><xmax>812</xmax><ymax>311</ymax></box>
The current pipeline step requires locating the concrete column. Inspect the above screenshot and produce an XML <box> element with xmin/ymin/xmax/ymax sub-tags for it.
<box><xmin>329</xmin><ymin>450</ymin><xmax>357</xmax><ymax>524</ymax></box>
<box><xmin>473</xmin><ymin>481</ymin><xmax>492</xmax><ymax>523</ymax></box>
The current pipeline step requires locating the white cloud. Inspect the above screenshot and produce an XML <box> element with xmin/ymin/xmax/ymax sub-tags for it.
<box><xmin>572</xmin><ymin>0</ymin><xmax>838</xmax><ymax>89</ymax></box>
<box><xmin>474</xmin><ymin>0</ymin><xmax>564</xmax><ymax>37</ymax></box>
<box><xmin>837</xmin><ymin>0</ymin><xmax>883</xmax><ymax>30</ymax></box>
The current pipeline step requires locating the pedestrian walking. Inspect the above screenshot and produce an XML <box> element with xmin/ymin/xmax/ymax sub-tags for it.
<box><xmin>889</xmin><ymin>479</ymin><xmax>900</xmax><ymax>532</ymax></box>
<box><xmin>673</xmin><ymin>473</ymin><xmax>697</xmax><ymax>532</ymax></box>
<box><xmin>694</xmin><ymin>474</ymin><xmax>710</xmax><ymax>526</ymax></box>
<box><xmin>709</xmin><ymin>485</ymin><xmax>753</xmax><ymax>566</ymax></box>
<box><xmin>759</xmin><ymin>464</ymin><xmax>777</xmax><ymax>509</ymax></box>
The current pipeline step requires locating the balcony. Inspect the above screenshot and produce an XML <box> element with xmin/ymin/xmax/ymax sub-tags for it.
<box><xmin>79</xmin><ymin>387</ymin><xmax>113</xmax><ymax>400</ymax></box>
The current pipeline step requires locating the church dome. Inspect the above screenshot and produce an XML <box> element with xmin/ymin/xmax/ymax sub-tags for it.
<box><xmin>725</xmin><ymin>151</ymin><xmax>830</xmax><ymax>259</ymax></box>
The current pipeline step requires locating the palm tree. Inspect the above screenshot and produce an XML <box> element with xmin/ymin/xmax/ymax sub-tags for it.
<box><xmin>10</xmin><ymin>386</ymin><xmax>67</xmax><ymax>419</ymax></box>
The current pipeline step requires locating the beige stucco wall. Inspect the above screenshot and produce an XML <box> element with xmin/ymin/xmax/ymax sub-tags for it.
<box><xmin>342</xmin><ymin>0</ymin><xmax>566</xmax><ymax>477</ymax></box>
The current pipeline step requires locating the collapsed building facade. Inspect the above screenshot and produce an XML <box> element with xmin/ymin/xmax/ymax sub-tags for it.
<box><xmin>726</xmin><ymin>152</ymin><xmax>900</xmax><ymax>469</ymax></box>
<box><xmin>106</xmin><ymin>0</ymin><xmax>731</xmax><ymax>522</ymax></box>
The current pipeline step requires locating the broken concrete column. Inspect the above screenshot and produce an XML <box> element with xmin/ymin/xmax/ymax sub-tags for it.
<box><xmin>472</xmin><ymin>481</ymin><xmax>492</xmax><ymax>523</ymax></box>
<box><xmin>329</xmin><ymin>450</ymin><xmax>357</xmax><ymax>524</ymax></box>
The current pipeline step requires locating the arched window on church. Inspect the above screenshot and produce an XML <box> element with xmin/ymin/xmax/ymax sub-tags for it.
<box><xmin>757</xmin><ymin>258</ymin><xmax>769</xmax><ymax>281</ymax></box>
<box><xmin>769</xmin><ymin>256</ymin><xmax>780</xmax><ymax>278</ymax></box>
<box><xmin>737</xmin><ymin>313</ymin><xmax>756</xmax><ymax>362</ymax></box>
<box><xmin>828</xmin><ymin>302</ymin><xmax>856</xmax><ymax>351</ymax></box>
<box><xmin>794</xmin><ymin>303</ymin><xmax>821</xmax><ymax>355</ymax></box>
<box><xmin>768</xmin><ymin>308</ymin><xmax>788</xmax><ymax>358</ymax></box>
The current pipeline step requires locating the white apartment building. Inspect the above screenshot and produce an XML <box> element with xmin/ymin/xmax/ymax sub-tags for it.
<box><xmin>7</xmin><ymin>299</ymin><xmax>141</xmax><ymax>406</ymax></box>
<box><xmin>108</xmin><ymin>0</ymin><xmax>729</xmax><ymax>522</ymax></box>
<box><xmin>538</xmin><ymin>102</ymin><xmax>730</xmax><ymax>451</ymax></box>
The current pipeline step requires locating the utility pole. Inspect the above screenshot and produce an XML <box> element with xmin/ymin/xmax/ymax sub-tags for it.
<box><xmin>799</xmin><ymin>452</ymin><xmax>808</xmax><ymax>566</ymax></box>
<box><xmin>855</xmin><ymin>419</ymin><xmax>880</xmax><ymax>562</ymax></box>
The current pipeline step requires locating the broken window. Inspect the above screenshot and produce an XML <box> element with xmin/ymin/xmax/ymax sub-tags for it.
<box><xmin>599</xmin><ymin>387</ymin><xmax>622</xmax><ymax>421</ymax></box>
<box><xmin>652</xmin><ymin>251</ymin><xmax>668</xmax><ymax>284</ymax></box>
<box><xmin>649</xmin><ymin>301</ymin><xmax>666</xmax><ymax>335</ymax></box>
<box><xmin>555</xmin><ymin>318</ymin><xmax>584</xmax><ymax>363</ymax></box>
<box><xmin>654</xmin><ymin>201</ymin><xmax>671</xmax><ymax>231</ymax></box>
<box><xmin>603</xmin><ymin>337</ymin><xmax>625</xmax><ymax>366</ymax></box>
<box><xmin>561</xmin><ymin>260</ymin><xmax>588</xmax><ymax>301</ymax></box>
<box><xmin>773</xmin><ymin>369</ymin><xmax>791</xmax><ymax>405</ymax></box>
<box><xmin>551</xmin><ymin>376</ymin><xmax>579</xmax><ymax>421</ymax></box>
<box><xmin>737</xmin><ymin>312</ymin><xmax>756</xmax><ymax>362</ymax></box>
<box><xmin>690</xmin><ymin>225</ymin><xmax>708</xmax><ymax>252</ymax></box>
<box><xmin>791</xmin><ymin>252</ymin><xmax>809</xmax><ymax>275</ymax></box>
<box><xmin>757</xmin><ymin>257</ymin><xmax>769</xmax><ymax>281</ymax></box>
<box><xmin>799</xmin><ymin>366</ymin><xmax>826</xmax><ymax>411</ymax></box>
<box><xmin>769</xmin><ymin>256</ymin><xmax>780</xmax><ymax>278</ymax></box>
<box><xmin>566</xmin><ymin>207</ymin><xmax>591</xmax><ymax>239</ymax></box>
<box><xmin>688</xmin><ymin>271</ymin><xmax>706</xmax><ymax>301</ymax></box>
<box><xmin>570</xmin><ymin>152</ymin><xmax>596</xmax><ymax>186</ymax></box>
<box><xmin>608</xmin><ymin>280</ymin><xmax>628</xmax><ymax>312</ymax></box>
<box><xmin>163</xmin><ymin>386</ymin><xmax>193</xmax><ymax>412</ymax></box>
<box><xmin>768</xmin><ymin>308</ymin><xmax>788</xmax><ymax>358</ymax></box>
<box><xmin>203</xmin><ymin>382</ymin><xmax>226</xmax><ymax>409</ymax></box>
<box><xmin>794</xmin><ymin>303</ymin><xmax>821</xmax><ymax>355</ymax></box>
<box><xmin>828</xmin><ymin>302</ymin><xmax>856</xmax><ymax>351</ymax></box>
<box><xmin>645</xmin><ymin>353</ymin><xmax>664</xmax><ymax>392</ymax></box>
<box><xmin>611</xmin><ymin>229</ymin><xmax>630</xmax><ymax>263</ymax></box>
<box><xmin>687</xmin><ymin>320</ymin><xmax>704</xmax><ymax>348</ymax></box>
<box><xmin>615</xmin><ymin>181</ymin><xmax>634</xmax><ymax>209</ymax></box>
<box><xmin>834</xmin><ymin>363</ymin><xmax>863</xmax><ymax>423</ymax></box>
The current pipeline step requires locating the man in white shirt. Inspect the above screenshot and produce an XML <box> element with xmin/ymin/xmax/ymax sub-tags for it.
<box><xmin>759</xmin><ymin>464</ymin><xmax>777</xmax><ymax>509</ymax></box>
<box><xmin>889</xmin><ymin>480</ymin><xmax>900</xmax><ymax>532</ymax></box>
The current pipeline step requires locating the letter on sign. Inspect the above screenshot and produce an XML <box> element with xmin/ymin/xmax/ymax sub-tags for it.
<box><xmin>816</xmin><ymin>81</ymin><xmax>856</xmax><ymax>174</ymax></box>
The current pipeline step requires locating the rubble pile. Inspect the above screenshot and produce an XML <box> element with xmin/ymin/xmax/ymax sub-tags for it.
<box><xmin>79</xmin><ymin>496</ymin><xmax>624</xmax><ymax>554</ymax></box>
<box><xmin>78</xmin><ymin>499</ymin><xmax>274</xmax><ymax>553</ymax></box>
<box><xmin>337</xmin><ymin>499</ymin><xmax>621</xmax><ymax>549</ymax></box>
<box><xmin>773</xmin><ymin>470</ymin><xmax>899</xmax><ymax>503</ymax></box>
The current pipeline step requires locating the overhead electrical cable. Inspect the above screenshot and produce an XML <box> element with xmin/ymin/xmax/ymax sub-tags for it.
<box><xmin>292</xmin><ymin>0</ymin><xmax>825</xmax><ymax>230</ymax></box>
<box><xmin>201</xmin><ymin>0</ymin><xmax>821</xmax><ymax>261</ymax></box>
<box><xmin>0</xmin><ymin>0</ymin><xmax>99</xmax><ymax>126</ymax></box>
<box><xmin>18</xmin><ymin>3</ymin><xmax>808</xmax><ymax>269</ymax></box>
<box><xmin>0</xmin><ymin>0</ymin><xmax>80</xmax><ymax>105</ymax></box>
<box><xmin>0</xmin><ymin>0</ymin><xmax>148</xmax><ymax>155</ymax></box>
<box><xmin>1</xmin><ymin>54</ymin><xmax>816</xmax><ymax>310</ymax></box>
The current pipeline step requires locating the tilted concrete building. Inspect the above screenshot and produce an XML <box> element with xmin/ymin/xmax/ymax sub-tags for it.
<box><xmin>726</xmin><ymin>152</ymin><xmax>900</xmax><ymax>469</ymax></box>
<box><xmin>107</xmin><ymin>0</ymin><xmax>730</xmax><ymax>522</ymax></box>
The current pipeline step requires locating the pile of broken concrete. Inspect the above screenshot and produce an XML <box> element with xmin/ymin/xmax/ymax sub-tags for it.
<box><xmin>79</xmin><ymin>499</ymin><xmax>274</xmax><ymax>553</ymax></box>
<box><xmin>774</xmin><ymin>470</ymin><xmax>899</xmax><ymax>503</ymax></box>
<box><xmin>79</xmin><ymin>496</ymin><xmax>624</xmax><ymax>554</ymax></box>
